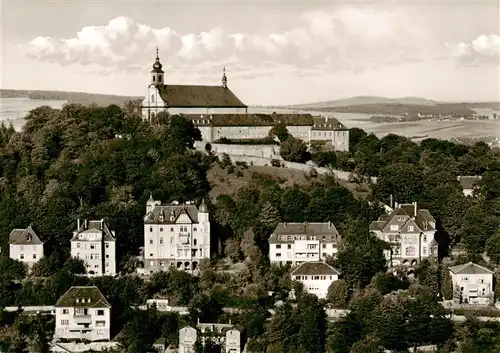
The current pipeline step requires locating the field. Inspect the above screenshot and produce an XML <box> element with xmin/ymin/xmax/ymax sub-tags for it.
<box><xmin>207</xmin><ymin>164</ymin><xmax>369</xmax><ymax>200</ymax></box>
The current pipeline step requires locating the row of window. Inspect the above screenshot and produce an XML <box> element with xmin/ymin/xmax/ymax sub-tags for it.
<box><xmin>61</xmin><ymin>308</ymin><xmax>105</xmax><ymax>315</ymax></box>
<box><xmin>60</xmin><ymin>320</ymin><xmax>106</xmax><ymax>326</ymax></box>
<box><xmin>277</xmin><ymin>235</ymin><xmax>335</xmax><ymax>241</ymax></box>
<box><xmin>15</xmin><ymin>245</ymin><xmax>38</xmax><ymax>251</ymax></box>
<box><xmin>275</xmin><ymin>243</ymin><xmax>334</xmax><ymax>250</ymax></box>
<box><xmin>148</xmin><ymin>238</ymin><xmax>200</xmax><ymax>245</ymax></box>
<box><xmin>311</xmin><ymin>131</ymin><xmax>345</xmax><ymax>137</ymax></box>
<box><xmin>149</xmin><ymin>226</ymin><xmax>199</xmax><ymax>232</ymax></box>
<box><xmin>75</xmin><ymin>243</ymin><xmax>110</xmax><ymax>249</ymax></box>
<box><xmin>148</xmin><ymin>249</ymin><xmax>204</xmax><ymax>258</ymax></box>
<box><xmin>295</xmin><ymin>275</ymin><xmax>335</xmax><ymax>281</ymax></box>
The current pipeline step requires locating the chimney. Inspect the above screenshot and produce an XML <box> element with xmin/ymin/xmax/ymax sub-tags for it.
<box><xmin>284</xmin><ymin>222</ymin><xmax>287</xmax><ymax>228</ymax></box>
<box><xmin>328</xmin><ymin>221</ymin><xmax>332</xmax><ymax>229</ymax></box>
<box><xmin>197</xmin><ymin>317</ymin><xmax>200</xmax><ymax>325</ymax></box>
<box><xmin>394</xmin><ymin>202</ymin><xmax>399</xmax><ymax>209</ymax></box>
<box><xmin>414</xmin><ymin>201</ymin><xmax>417</xmax><ymax>217</ymax></box>
<box><xmin>389</xmin><ymin>194</ymin><xmax>393</xmax><ymax>208</ymax></box>
<box><xmin>77</xmin><ymin>219</ymin><xmax>80</xmax><ymax>230</ymax></box>
<box><xmin>229</xmin><ymin>319</ymin><xmax>232</xmax><ymax>325</ymax></box>
<box><xmin>84</xmin><ymin>219</ymin><xmax>88</xmax><ymax>229</ymax></box>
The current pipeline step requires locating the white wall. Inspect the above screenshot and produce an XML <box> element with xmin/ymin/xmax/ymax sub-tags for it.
<box><xmin>292</xmin><ymin>274</ymin><xmax>339</xmax><ymax>299</ymax></box>
<box><xmin>451</xmin><ymin>272</ymin><xmax>493</xmax><ymax>305</ymax></box>
<box><xmin>269</xmin><ymin>241</ymin><xmax>338</xmax><ymax>266</ymax></box>
<box><xmin>9</xmin><ymin>244</ymin><xmax>44</xmax><ymax>267</ymax></box>
<box><xmin>54</xmin><ymin>307</ymin><xmax>111</xmax><ymax>341</ymax></box>
<box><xmin>204</xmin><ymin>143</ymin><xmax>280</xmax><ymax>159</ymax></box>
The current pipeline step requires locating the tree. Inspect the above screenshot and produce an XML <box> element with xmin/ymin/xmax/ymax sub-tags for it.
<box><xmin>280</xmin><ymin>138</ymin><xmax>310</xmax><ymax>163</ymax></box>
<box><xmin>311</xmin><ymin>151</ymin><xmax>337</xmax><ymax>168</ymax></box>
<box><xmin>260</xmin><ymin>202</ymin><xmax>281</xmax><ymax>230</ymax></box>
<box><xmin>269</xmin><ymin>122</ymin><xmax>291</xmax><ymax>142</ymax></box>
<box><xmin>441</xmin><ymin>267</ymin><xmax>453</xmax><ymax>300</ymax></box>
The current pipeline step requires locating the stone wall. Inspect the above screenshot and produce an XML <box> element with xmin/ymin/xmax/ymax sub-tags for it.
<box><xmin>199</xmin><ymin>143</ymin><xmax>281</xmax><ymax>159</ymax></box>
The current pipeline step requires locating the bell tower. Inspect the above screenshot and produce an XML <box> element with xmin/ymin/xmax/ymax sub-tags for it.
<box><xmin>150</xmin><ymin>47</ymin><xmax>164</xmax><ymax>86</ymax></box>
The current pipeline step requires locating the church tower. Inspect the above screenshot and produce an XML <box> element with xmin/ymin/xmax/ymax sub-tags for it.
<box><xmin>222</xmin><ymin>66</ymin><xmax>227</xmax><ymax>88</ymax></box>
<box><xmin>150</xmin><ymin>47</ymin><xmax>164</xmax><ymax>86</ymax></box>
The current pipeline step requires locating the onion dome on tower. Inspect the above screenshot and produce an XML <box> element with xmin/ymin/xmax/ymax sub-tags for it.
<box><xmin>150</xmin><ymin>47</ymin><xmax>164</xmax><ymax>85</ymax></box>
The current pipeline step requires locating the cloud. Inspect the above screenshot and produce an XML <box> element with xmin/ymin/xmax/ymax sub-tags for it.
<box><xmin>446</xmin><ymin>34</ymin><xmax>500</xmax><ymax>65</ymax></box>
<box><xmin>21</xmin><ymin>6</ymin><xmax>453</xmax><ymax>77</ymax></box>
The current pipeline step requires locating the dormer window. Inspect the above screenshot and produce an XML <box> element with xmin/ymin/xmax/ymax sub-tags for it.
<box><xmin>76</xmin><ymin>299</ymin><xmax>80</xmax><ymax>303</ymax></box>
<box><xmin>170</xmin><ymin>213</ymin><xmax>175</xmax><ymax>222</ymax></box>
<box><xmin>26</xmin><ymin>235</ymin><xmax>32</xmax><ymax>242</ymax></box>
<box><xmin>159</xmin><ymin>215</ymin><xmax>164</xmax><ymax>222</ymax></box>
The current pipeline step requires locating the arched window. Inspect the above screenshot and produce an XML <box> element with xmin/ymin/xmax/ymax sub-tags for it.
<box><xmin>151</xmin><ymin>94</ymin><xmax>155</xmax><ymax>103</ymax></box>
<box><xmin>159</xmin><ymin>75</ymin><xmax>162</xmax><ymax>82</ymax></box>
<box><xmin>152</xmin><ymin>76</ymin><xmax>155</xmax><ymax>82</ymax></box>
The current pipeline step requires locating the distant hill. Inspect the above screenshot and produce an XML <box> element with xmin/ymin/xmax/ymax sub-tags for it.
<box><xmin>288</xmin><ymin>96</ymin><xmax>438</xmax><ymax>109</ymax></box>
<box><xmin>0</xmin><ymin>89</ymin><xmax>141</xmax><ymax>106</ymax></box>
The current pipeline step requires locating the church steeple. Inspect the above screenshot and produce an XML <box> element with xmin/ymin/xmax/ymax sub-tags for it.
<box><xmin>222</xmin><ymin>66</ymin><xmax>227</xmax><ymax>88</ymax></box>
<box><xmin>150</xmin><ymin>47</ymin><xmax>164</xmax><ymax>86</ymax></box>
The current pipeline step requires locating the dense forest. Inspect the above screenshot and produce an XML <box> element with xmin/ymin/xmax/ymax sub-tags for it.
<box><xmin>0</xmin><ymin>101</ymin><xmax>499</xmax><ymax>352</ymax></box>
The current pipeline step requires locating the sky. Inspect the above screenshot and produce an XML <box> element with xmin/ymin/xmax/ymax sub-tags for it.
<box><xmin>1</xmin><ymin>0</ymin><xmax>499</xmax><ymax>105</ymax></box>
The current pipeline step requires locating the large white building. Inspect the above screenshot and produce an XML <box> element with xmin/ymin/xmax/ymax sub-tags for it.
<box><xmin>143</xmin><ymin>195</ymin><xmax>211</xmax><ymax>273</ymax></box>
<box><xmin>54</xmin><ymin>286</ymin><xmax>111</xmax><ymax>342</ymax></box>
<box><xmin>291</xmin><ymin>261</ymin><xmax>340</xmax><ymax>299</ymax></box>
<box><xmin>449</xmin><ymin>262</ymin><xmax>494</xmax><ymax>305</ymax></box>
<box><xmin>369</xmin><ymin>202</ymin><xmax>438</xmax><ymax>268</ymax></box>
<box><xmin>268</xmin><ymin>222</ymin><xmax>342</xmax><ymax>266</ymax></box>
<box><xmin>8</xmin><ymin>226</ymin><xmax>44</xmax><ymax>268</ymax></box>
<box><xmin>139</xmin><ymin>50</ymin><xmax>350</xmax><ymax>152</ymax></box>
<box><xmin>178</xmin><ymin>322</ymin><xmax>245</xmax><ymax>353</ymax></box>
<box><xmin>71</xmin><ymin>219</ymin><xmax>117</xmax><ymax>277</ymax></box>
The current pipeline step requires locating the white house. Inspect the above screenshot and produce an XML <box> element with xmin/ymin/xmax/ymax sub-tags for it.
<box><xmin>291</xmin><ymin>261</ymin><xmax>340</xmax><ymax>299</ymax></box>
<box><xmin>369</xmin><ymin>202</ymin><xmax>438</xmax><ymax>268</ymax></box>
<box><xmin>9</xmin><ymin>225</ymin><xmax>44</xmax><ymax>268</ymax></box>
<box><xmin>449</xmin><ymin>262</ymin><xmax>494</xmax><ymax>305</ymax></box>
<box><xmin>71</xmin><ymin>219</ymin><xmax>117</xmax><ymax>277</ymax></box>
<box><xmin>143</xmin><ymin>196</ymin><xmax>210</xmax><ymax>273</ymax></box>
<box><xmin>54</xmin><ymin>286</ymin><xmax>111</xmax><ymax>342</ymax></box>
<box><xmin>457</xmin><ymin>176</ymin><xmax>482</xmax><ymax>197</ymax></box>
<box><xmin>268</xmin><ymin>222</ymin><xmax>342</xmax><ymax>266</ymax></box>
<box><xmin>178</xmin><ymin>322</ymin><xmax>245</xmax><ymax>353</ymax></box>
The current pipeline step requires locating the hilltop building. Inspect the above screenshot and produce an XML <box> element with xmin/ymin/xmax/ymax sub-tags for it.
<box><xmin>457</xmin><ymin>175</ymin><xmax>482</xmax><ymax>197</ymax></box>
<box><xmin>369</xmin><ymin>202</ymin><xmax>438</xmax><ymax>268</ymax></box>
<box><xmin>54</xmin><ymin>286</ymin><xmax>111</xmax><ymax>342</ymax></box>
<box><xmin>71</xmin><ymin>219</ymin><xmax>117</xmax><ymax>277</ymax></box>
<box><xmin>291</xmin><ymin>261</ymin><xmax>340</xmax><ymax>299</ymax></box>
<box><xmin>143</xmin><ymin>195</ymin><xmax>210</xmax><ymax>273</ymax></box>
<box><xmin>140</xmin><ymin>49</ymin><xmax>350</xmax><ymax>152</ymax></box>
<box><xmin>9</xmin><ymin>226</ymin><xmax>44</xmax><ymax>268</ymax></box>
<box><xmin>268</xmin><ymin>222</ymin><xmax>342</xmax><ymax>266</ymax></box>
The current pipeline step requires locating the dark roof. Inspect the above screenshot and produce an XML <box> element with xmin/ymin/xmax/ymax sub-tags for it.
<box><xmin>370</xmin><ymin>203</ymin><xmax>436</xmax><ymax>234</ymax></box>
<box><xmin>457</xmin><ymin>176</ymin><xmax>482</xmax><ymax>190</ymax></box>
<box><xmin>269</xmin><ymin>222</ymin><xmax>340</xmax><ymax>244</ymax></box>
<box><xmin>144</xmin><ymin>202</ymin><xmax>202</xmax><ymax>224</ymax></box>
<box><xmin>449</xmin><ymin>262</ymin><xmax>493</xmax><ymax>275</ymax></box>
<box><xmin>312</xmin><ymin>116</ymin><xmax>348</xmax><ymax>130</ymax></box>
<box><xmin>71</xmin><ymin>219</ymin><xmax>116</xmax><ymax>242</ymax></box>
<box><xmin>157</xmin><ymin>84</ymin><xmax>247</xmax><ymax>108</ymax></box>
<box><xmin>55</xmin><ymin>286</ymin><xmax>111</xmax><ymax>308</ymax></box>
<box><xmin>9</xmin><ymin>226</ymin><xmax>43</xmax><ymax>245</ymax></box>
<box><xmin>291</xmin><ymin>261</ymin><xmax>340</xmax><ymax>276</ymax></box>
<box><xmin>182</xmin><ymin>113</ymin><xmax>315</xmax><ymax>127</ymax></box>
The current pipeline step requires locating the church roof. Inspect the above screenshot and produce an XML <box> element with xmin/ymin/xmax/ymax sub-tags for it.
<box><xmin>157</xmin><ymin>84</ymin><xmax>247</xmax><ymax>108</ymax></box>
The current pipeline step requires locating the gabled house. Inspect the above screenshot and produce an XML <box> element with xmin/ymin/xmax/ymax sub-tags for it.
<box><xmin>291</xmin><ymin>261</ymin><xmax>340</xmax><ymax>299</ymax></box>
<box><xmin>9</xmin><ymin>225</ymin><xmax>44</xmax><ymax>268</ymax></box>
<box><xmin>370</xmin><ymin>202</ymin><xmax>438</xmax><ymax>268</ymax></box>
<box><xmin>71</xmin><ymin>219</ymin><xmax>117</xmax><ymax>276</ymax></box>
<box><xmin>268</xmin><ymin>222</ymin><xmax>342</xmax><ymax>266</ymax></box>
<box><xmin>54</xmin><ymin>286</ymin><xmax>111</xmax><ymax>342</ymax></box>
<box><xmin>143</xmin><ymin>196</ymin><xmax>210</xmax><ymax>273</ymax></box>
<box><xmin>178</xmin><ymin>321</ymin><xmax>245</xmax><ymax>353</ymax></box>
<box><xmin>457</xmin><ymin>176</ymin><xmax>482</xmax><ymax>197</ymax></box>
<box><xmin>449</xmin><ymin>262</ymin><xmax>494</xmax><ymax>305</ymax></box>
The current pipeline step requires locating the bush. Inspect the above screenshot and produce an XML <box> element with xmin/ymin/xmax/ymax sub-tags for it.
<box><xmin>280</xmin><ymin>138</ymin><xmax>310</xmax><ymax>163</ymax></box>
<box><xmin>271</xmin><ymin>159</ymin><xmax>282</xmax><ymax>167</ymax></box>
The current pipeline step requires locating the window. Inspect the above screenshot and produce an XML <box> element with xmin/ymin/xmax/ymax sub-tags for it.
<box><xmin>33</xmin><ymin>254</ymin><xmax>37</xmax><ymax>259</ymax></box>
<box><xmin>160</xmin><ymin>238</ymin><xmax>163</xmax><ymax>244</ymax></box>
<box><xmin>105</xmin><ymin>243</ymin><xmax>109</xmax><ymax>249</ymax></box>
<box><xmin>96</xmin><ymin>320</ymin><xmax>106</xmax><ymax>327</ymax></box>
<box><xmin>61</xmin><ymin>320</ymin><xmax>69</xmax><ymax>325</ymax></box>
<box><xmin>150</xmin><ymin>227</ymin><xmax>153</xmax><ymax>232</ymax></box>
<box><xmin>423</xmin><ymin>235</ymin><xmax>427</xmax><ymax>242</ymax></box>
<box><xmin>20</xmin><ymin>254</ymin><xmax>24</xmax><ymax>260</ymax></box>
<box><xmin>408</xmin><ymin>225</ymin><xmax>414</xmax><ymax>232</ymax></box>
<box><xmin>160</xmin><ymin>227</ymin><xmax>163</xmax><ymax>232</ymax></box>
<box><xmin>152</xmin><ymin>76</ymin><xmax>156</xmax><ymax>82</ymax></box>
<box><xmin>405</xmin><ymin>246</ymin><xmax>415</xmax><ymax>256</ymax></box>
<box><xmin>158</xmin><ymin>76</ymin><xmax>162</xmax><ymax>82</ymax></box>
<box><xmin>276</xmin><ymin>245</ymin><xmax>282</xmax><ymax>249</ymax></box>
<box><xmin>462</xmin><ymin>277</ymin><xmax>469</xmax><ymax>281</ymax></box>
<box><xmin>390</xmin><ymin>225</ymin><xmax>399</xmax><ymax>231</ymax></box>
<box><xmin>97</xmin><ymin>309</ymin><xmax>104</xmax><ymax>316</ymax></box>
<box><xmin>322</xmin><ymin>244</ymin><xmax>326</xmax><ymax>249</ymax></box>
<box><xmin>149</xmin><ymin>239</ymin><xmax>153</xmax><ymax>244</ymax></box>
<box><xmin>106</xmin><ymin>254</ymin><xmax>109</xmax><ymax>259</ymax></box>
<box><xmin>77</xmin><ymin>243</ymin><xmax>81</xmax><ymax>249</ymax></box>
<box><xmin>423</xmin><ymin>247</ymin><xmax>427</xmax><ymax>255</ymax></box>
<box><xmin>194</xmin><ymin>239</ymin><xmax>197</xmax><ymax>246</ymax></box>
<box><xmin>194</xmin><ymin>227</ymin><xmax>197</xmax><ymax>231</ymax></box>
<box><xmin>276</xmin><ymin>253</ymin><xmax>282</xmax><ymax>258</ymax></box>
<box><xmin>62</xmin><ymin>309</ymin><xmax>69</xmax><ymax>314</ymax></box>
<box><xmin>20</xmin><ymin>245</ymin><xmax>24</xmax><ymax>251</ymax></box>
<box><xmin>90</xmin><ymin>244</ymin><xmax>95</xmax><ymax>249</ymax></box>
<box><xmin>170</xmin><ymin>228</ymin><xmax>174</xmax><ymax>232</ymax></box>
<box><xmin>151</xmin><ymin>94</ymin><xmax>155</xmax><ymax>103</ymax></box>
<box><xmin>287</xmin><ymin>244</ymin><xmax>292</xmax><ymax>249</ymax></box>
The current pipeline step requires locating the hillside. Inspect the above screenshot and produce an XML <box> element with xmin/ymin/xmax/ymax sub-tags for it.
<box><xmin>288</xmin><ymin>96</ymin><xmax>438</xmax><ymax>109</ymax></box>
<box><xmin>0</xmin><ymin>89</ymin><xmax>141</xmax><ymax>106</ymax></box>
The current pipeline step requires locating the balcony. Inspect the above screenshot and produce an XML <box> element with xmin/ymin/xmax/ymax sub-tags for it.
<box><xmin>74</xmin><ymin>315</ymin><xmax>92</xmax><ymax>324</ymax></box>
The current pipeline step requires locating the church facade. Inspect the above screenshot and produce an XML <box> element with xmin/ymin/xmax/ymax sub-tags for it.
<box><xmin>140</xmin><ymin>50</ymin><xmax>350</xmax><ymax>152</ymax></box>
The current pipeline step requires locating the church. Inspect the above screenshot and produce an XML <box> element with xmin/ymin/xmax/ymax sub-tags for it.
<box><xmin>141</xmin><ymin>48</ymin><xmax>248</xmax><ymax>120</ymax></box>
<box><xmin>140</xmin><ymin>49</ymin><xmax>350</xmax><ymax>152</ymax></box>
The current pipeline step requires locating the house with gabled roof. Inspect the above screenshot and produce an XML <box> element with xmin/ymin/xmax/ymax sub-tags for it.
<box><xmin>143</xmin><ymin>195</ymin><xmax>210</xmax><ymax>273</ymax></box>
<box><xmin>268</xmin><ymin>222</ymin><xmax>342</xmax><ymax>266</ymax></box>
<box><xmin>71</xmin><ymin>219</ymin><xmax>116</xmax><ymax>277</ymax></box>
<box><xmin>178</xmin><ymin>320</ymin><xmax>246</xmax><ymax>353</ymax></box>
<box><xmin>370</xmin><ymin>202</ymin><xmax>437</xmax><ymax>269</ymax></box>
<box><xmin>449</xmin><ymin>262</ymin><xmax>494</xmax><ymax>305</ymax></box>
<box><xmin>9</xmin><ymin>225</ymin><xmax>44</xmax><ymax>268</ymax></box>
<box><xmin>457</xmin><ymin>176</ymin><xmax>482</xmax><ymax>197</ymax></box>
<box><xmin>54</xmin><ymin>286</ymin><xmax>111</xmax><ymax>342</ymax></box>
<box><xmin>291</xmin><ymin>261</ymin><xmax>340</xmax><ymax>299</ymax></box>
